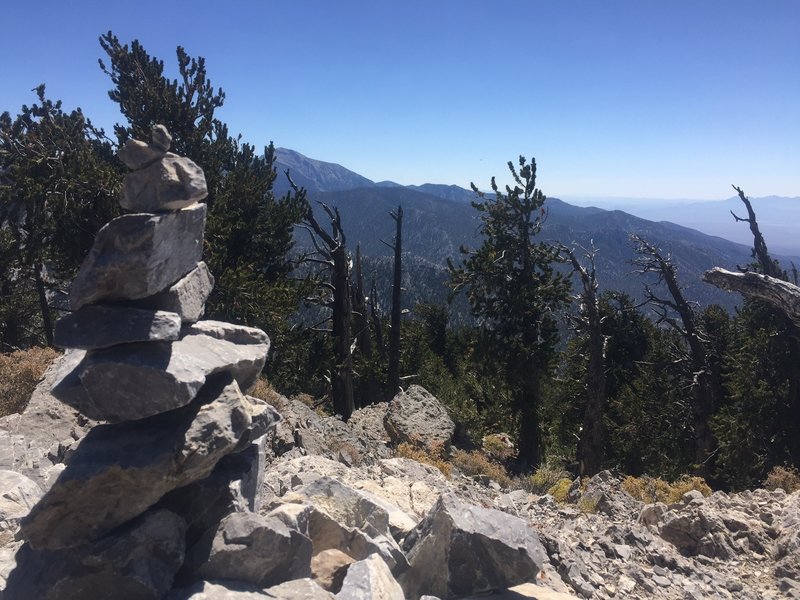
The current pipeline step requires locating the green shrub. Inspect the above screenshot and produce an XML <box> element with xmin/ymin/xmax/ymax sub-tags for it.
<box><xmin>622</xmin><ymin>474</ymin><xmax>711</xmax><ymax>504</ymax></box>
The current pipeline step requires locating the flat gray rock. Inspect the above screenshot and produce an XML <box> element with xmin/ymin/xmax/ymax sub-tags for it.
<box><xmin>399</xmin><ymin>493</ymin><xmax>547</xmax><ymax>599</ymax></box>
<box><xmin>168</xmin><ymin>580</ymin><xmax>272</xmax><ymax>599</ymax></box>
<box><xmin>52</xmin><ymin>329</ymin><xmax>268</xmax><ymax>422</ymax></box>
<box><xmin>121</xmin><ymin>153</ymin><xmax>207</xmax><ymax>212</ymax></box>
<box><xmin>4</xmin><ymin>508</ymin><xmax>186</xmax><ymax>600</ymax></box>
<box><xmin>21</xmin><ymin>375</ymin><xmax>254</xmax><ymax>550</ymax></box>
<box><xmin>187</xmin><ymin>511</ymin><xmax>312</xmax><ymax>588</ymax></box>
<box><xmin>184</xmin><ymin>320</ymin><xmax>269</xmax><ymax>345</ymax></box>
<box><xmin>0</xmin><ymin>471</ymin><xmax>43</xmax><ymax>545</ymax></box>
<box><xmin>264</xmin><ymin>579</ymin><xmax>335</xmax><ymax>599</ymax></box>
<box><xmin>70</xmin><ymin>204</ymin><xmax>206</xmax><ymax>310</ymax></box>
<box><xmin>53</xmin><ymin>305</ymin><xmax>181</xmax><ymax>350</ymax></box>
<box><xmin>337</xmin><ymin>554</ymin><xmax>405</xmax><ymax>600</ymax></box>
<box><xmin>129</xmin><ymin>262</ymin><xmax>214</xmax><ymax>323</ymax></box>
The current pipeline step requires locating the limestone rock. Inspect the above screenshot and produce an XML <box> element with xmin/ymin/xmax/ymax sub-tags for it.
<box><xmin>187</xmin><ymin>512</ymin><xmax>312</xmax><ymax>588</ymax></box>
<box><xmin>274</xmin><ymin>477</ymin><xmax>408</xmax><ymax>572</ymax></box>
<box><xmin>400</xmin><ymin>493</ymin><xmax>547</xmax><ymax>599</ymax></box>
<box><xmin>168</xmin><ymin>580</ymin><xmax>271</xmax><ymax>599</ymax></box>
<box><xmin>129</xmin><ymin>262</ymin><xmax>214</xmax><ymax>323</ymax></box>
<box><xmin>0</xmin><ymin>350</ymin><xmax>95</xmax><ymax>490</ymax></box>
<box><xmin>70</xmin><ymin>204</ymin><xmax>206</xmax><ymax>310</ymax></box>
<box><xmin>152</xmin><ymin>124</ymin><xmax>172</xmax><ymax>151</ymax></box>
<box><xmin>53</xmin><ymin>305</ymin><xmax>181</xmax><ymax>350</ymax></box>
<box><xmin>21</xmin><ymin>374</ymin><xmax>255</xmax><ymax>549</ymax></box>
<box><xmin>184</xmin><ymin>319</ymin><xmax>269</xmax><ymax>345</ymax></box>
<box><xmin>347</xmin><ymin>402</ymin><xmax>393</xmax><ymax>460</ymax></box>
<box><xmin>311</xmin><ymin>548</ymin><xmax>355</xmax><ymax>592</ymax></box>
<box><xmin>121</xmin><ymin>153</ymin><xmax>208</xmax><ymax>212</ymax></box>
<box><xmin>0</xmin><ymin>471</ymin><xmax>42</xmax><ymax>545</ymax></box>
<box><xmin>384</xmin><ymin>385</ymin><xmax>455</xmax><ymax>452</ymax></box>
<box><xmin>53</xmin><ymin>329</ymin><xmax>268</xmax><ymax>422</ymax></box>
<box><xmin>264</xmin><ymin>578</ymin><xmax>335</xmax><ymax>599</ymax></box>
<box><xmin>4</xmin><ymin>508</ymin><xmax>186</xmax><ymax>600</ymax></box>
<box><xmin>118</xmin><ymin>138</ymin><xmax>165</xmax><ymax>170</ymax></box>
<box><xmin>337</xmin><ymin>554</ymin><xmax>405</xmax><ymax>600</ymax></box>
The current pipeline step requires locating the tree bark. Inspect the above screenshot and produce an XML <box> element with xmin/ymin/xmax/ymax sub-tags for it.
<box><xmin>387</xmin><ymin>205</ymin><xmax>403</xmax><ymax>399</ymax></box>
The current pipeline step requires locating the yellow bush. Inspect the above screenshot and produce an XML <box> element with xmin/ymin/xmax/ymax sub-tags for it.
<box><xmin>0</xmin><ymin>347</ymin><xmax>58</xmax><ymax>418</ymax></box>
<box><xmin>763</xmin><ymin>465</ymin><xmax>800</xmax><ymax>493</ymax></box>
<box><xmin>520</xmin><ymin>463</ymin><xmax>570</xmax><ymax>495</ymax></box>
<box><xmin>450</xmin><ymin>449</ymin><xmax>511</xmax><ymax>487</ymax></box>
<box><xmin>397</xmin><ymin>442</ymin><xmax>452</xmax><ymax>478</ymax></box>
<box><xmin>622</xmin><ymin>475</ymin><xmax>711</xmax><ymax>504</ymax></box>
<box><xmin>578</xmin><ymin>496</ymin><xmax>599</xmax><ymax>514</ymax></box>
<box><xmin>548</xmin><ymin>478</ymin><xmax>573</xmax><ymax>503</ymax></box>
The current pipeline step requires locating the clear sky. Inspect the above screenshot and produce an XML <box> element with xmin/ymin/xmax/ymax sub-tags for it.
<box><xmin>2</xmin><ymin>0</ymin><xmax>798</xmax><ymax>200</ymax></box>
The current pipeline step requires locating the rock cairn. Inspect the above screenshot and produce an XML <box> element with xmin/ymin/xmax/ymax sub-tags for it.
<box><xmin>3</xmin><ymin>126</ymin><xmax>281</xmax><ymax>599</ymax></box>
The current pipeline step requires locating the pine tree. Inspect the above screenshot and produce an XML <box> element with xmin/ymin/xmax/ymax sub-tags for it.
<box><xmin>449</xmin><ymin>156</ymin><xmax>570</xmax><ymax>468</ymax></box>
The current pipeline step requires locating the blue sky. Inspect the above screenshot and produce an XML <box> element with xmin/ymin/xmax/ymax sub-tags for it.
<box><xmin>2</xmin><ymin>1</ymin><xmax>798</xmax><ymax>200</ymax></box>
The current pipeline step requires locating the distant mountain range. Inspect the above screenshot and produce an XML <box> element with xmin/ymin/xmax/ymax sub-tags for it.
<box><xmin>275</xmin><ymin>148</ymin><xmax>799</xmax><ymax>316</ymax></box>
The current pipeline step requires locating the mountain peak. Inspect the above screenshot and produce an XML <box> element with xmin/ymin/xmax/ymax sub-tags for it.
<box><xmin>273</xmin><ymin>148</ymin><xmax>374</xmax><ymax>195</ymax></box>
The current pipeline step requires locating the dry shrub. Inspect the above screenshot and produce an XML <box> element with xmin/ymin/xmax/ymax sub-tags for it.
<box><xmin>622</xmin><ymin>475</ymin><xmax>711</xmax><ymax>504</ymax></box>
<box><xmin>518</xmin><ymin>463</ymin><xmax>570</xmax><ymax>495</ymax></box>
<box><xmin>763</xmin><ymin>465</ymin><xmax>800</xmax><ymax>493</ymax></box>
<box><xmin>578</xmin><ymin>495</ymin><xmax>599</xmax><ymax>514</ymax></box>
<box><xmin>249</xmin><ymin>377</ymin><xmax>285</xmax><ymax>406</ymax></box>
<box><xmin>450</xmin><ymin>449</ymin><xmax>511</xmax><ymax>488</ymax></box>
<box><xmin>0</xmin><ymin>347</ymin><xmax>58</xmax><ymax>417</ymax></box>
<box><xmin>396</xmin><ymin>442</ymin><xmax>451</xmax><ymax>478</ymax></box>
<box><xmin>481</xmin><ymin>433</ymin><xmax>515</xmax><ymax>461</ymax></box>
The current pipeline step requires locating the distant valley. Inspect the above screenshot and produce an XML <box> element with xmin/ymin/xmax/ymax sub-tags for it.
<box><xmin>275</xmin><ymin>148</ymin><xmax>800</xmax><ymax>317</ymax></box>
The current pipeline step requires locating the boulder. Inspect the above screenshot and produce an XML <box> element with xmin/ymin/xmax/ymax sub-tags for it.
<box><xmin>168</xmin><ymin>580</ymin><xmax>271</xmax><ymax>599</ymax></box>
<box><xmin>384</xmin><ymin>386</ymin><xmax>455</xmax><ymax>452</ymax></box>
<box><xmin>399</xmin><ymin>494</ymin><xmax>547</xmax><ymax>599</ymax></box>
<box><xmin>53</xmin><ymin>328</ymin><xmax>268</xmax><ymax>422</ymax></box>
<box><xmin>4</xmin><ymin>508</ymin><xmax>186</xmax><ymax>600</ymax></box>
<box><xmin>117</xmin><ymin>138</ymin><xmax>166</xmax><ymax>170</ymax></box>
<box><xmin>128</xmin><ymin>262</ymin><xmax>214</xmax><ymax>323</ymax></box>
<box><xmin>0</xmin><ymin>471</ymin><xmax>42</xmax><ymax>545</ymax></box>
<box><xmin>187</xmin><ymin>512</ymin><xmax>312</xmax><ymax>588</ymax></box>
<box><xmin>69</xmin><ymin>203</ymin><xmax>206</xmax><ymax>310</ymax></box>
<box><xmin>311</xmin><ymin>548</ymin><xmax>355</xmax><ymax>592</ymax></box>
<box><xmin>21</xmin><ymin>374</ymin><xmax>261</xmax><ymax>549</ymax></box>
<box><xmin>274</xmin><ymin>477</ymin><xmax>408</xmax><ymax>571</ymax></box>
<box><xmin>184</xmin><ymin>319</ymin><xmax>269</xmax><ymax>345</ymax></box>
<box><xmin>264</xmin><ymin>578</ymin><xmax>335</xmax><ymax>599</ymax></box>
<box><xmin>121</xmin><ymin>153</ymin><xmax>208</xmax><ymax>212</ymax></box>
<box><xmin>337</xmin><ymin>554</ymin><xmax>405</xmax><ymax>600</ymax></box>
<box><xmin>347</xmin><ymin>403</ymin><xmax>393</xmax><ymax>460</ymax></box>
<box><xmin>53</xmin><ymin>305</ymin><xmax>181</xmax><ymax>350</ymax></box>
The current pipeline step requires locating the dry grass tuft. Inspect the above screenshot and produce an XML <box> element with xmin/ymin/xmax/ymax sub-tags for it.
<box><xmin>450</xmin><ymin>449</ymin><xmax>512</xmax><ymax>488</ymax></box>
<box><xmin>763</xmin><ymin>465</ymin><xmax>800</xmax><ymax>493</ymax></box>
<box><xmin>622</xmin><ymin>474</ymin><xmax>711</xmax><ymax>504</ymax></box>
<box><xmin>396</xmin><ymin>442</ymin><xmax>452</xmax><ymax>478</ymax></box>
<box><xmin>0</xmin><ymin>347</ymin><xmax>58</xmax><ymax>417</ymax></box>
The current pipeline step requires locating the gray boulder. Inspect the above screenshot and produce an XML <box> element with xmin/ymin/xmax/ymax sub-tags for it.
<box><xmin>70</xmin><ymin>204</ymin><xmax>206</xmax><ymax>310</ymax></box>
<box><xmin>53</xmin><ymin>328</ymin><xmax>268</xmax><ymax>422</ymax></box>
<box><xmin>168</xmin><ymin>580</ymin><xmax>271</xmax><ymax>599</ymax></box>
<box><xmin>4</xmin><ymin>508</ymin><xmax>186</xmax><ymax>600</ymax></box>
<box><xmin>384</xmin><ymin>386</ymin><xmax>455</xmax><ymax>452</ymax></box>
<box><xmin>399</xmin><ymin>493</ymin><xmax>547</xmax><ymax>599</ymax></box>
<box><xmin>187</xmin><ymin>511</ymin><xmax>312</xmax><ymax>588</ymax></box>
<box><xmin>265</xmin><ymin>578</ymin><xmax>335</xmax><ymax>599</ymax></box>
<box><xmin>21</xmin><ymin>374</ymin><xmax>261</xmax><ymax>549</ymax></box>
<box><xmin>53</xmin><ymin>305</ymin><xmax>181</xmax><ymax>350</ymax></box>
<box><xmin>121</xmin><ymin>153</ymin><xmax>208</xmax><ymax>212</ymax></box>
<box><xmin>184</xmin><ymin>319</ymin><xmax>269</xmax><ymax>345</ymax></box>
<box><xmin>128</xmin><ymin>262</ymin><xmax>214</xmax><ymax>323</ymax></box>
<box><xmin>337</xmin><ymin>554</ymin><xmax>405</xmax><ymax>600</ymax></box>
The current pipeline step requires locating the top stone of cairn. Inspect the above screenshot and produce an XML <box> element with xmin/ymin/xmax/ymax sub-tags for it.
<box><xmin>118</xmin><ymin>124</ymin><xmax>207</xmax><ymax>212</ymax></box>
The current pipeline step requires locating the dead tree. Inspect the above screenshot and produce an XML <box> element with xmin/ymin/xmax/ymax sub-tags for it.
<box><xmin>298</xmin><ymin>198</ymin><xmax>355</xmax><ymax>421</ymax></box>
<box><xmin>351</xmin><ymin>245</ymin><xmax>380</xmax><ymax>405</ymax></box>
<box><xmin>562</xmin><ymin>244</ymin><xmax>607</xmax><ymax>476</ymax></box>
<box><xmin>730</xmin><ymin>185</ymin><xmax>786</xmax><ymax>280</ymax></box>
<box><xmin>383</xmin><ymin>205</ymin><xmax>403</xmax><ymax>399</ymax></box>
<box><xmin>631</xmin><ymin>234</ymin><xmax>722</xmax><ymax>476</ymax></box>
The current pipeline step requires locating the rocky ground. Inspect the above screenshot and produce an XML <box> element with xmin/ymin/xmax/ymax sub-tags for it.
<box><xmin>2</xmin><ymin>367</ymin><xmax>799</xmax><ymax>599</ymax></box>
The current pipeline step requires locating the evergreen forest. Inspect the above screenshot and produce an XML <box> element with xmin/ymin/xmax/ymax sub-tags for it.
<box><xmin>3</xmin><ymin>34</ymin><xmax>799</xmax><ymax>493</ymax></box>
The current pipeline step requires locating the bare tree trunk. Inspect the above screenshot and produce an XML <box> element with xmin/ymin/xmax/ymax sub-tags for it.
<box><xmin>34</xmin><ymin>263</ymin><xmax>54</xmax><ymax>346</ymax></box>
<box><xmin>370</xmin><ymin>279</ymin><xmax>386</xmax><ymax>362</ymax></box>
<box><xmin>387</xmin><ymin>205</ymin><xmax>403</xmax><ymax>399</ymax></box>
<box><xmin>632</xmin><ymin>235</ymin><xmax>721</xmax><ymax>477</ymax></box>
<box><xmin>564</xmin><ymin>246</ymin><xmax>607</xmax><ymax>476</ymax></box>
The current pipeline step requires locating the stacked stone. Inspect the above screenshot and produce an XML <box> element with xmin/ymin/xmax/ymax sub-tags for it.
<box><xmin>6</xmin><ymin>126</ymin><xmax>281</xmax><ymax>599</ymax></box>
